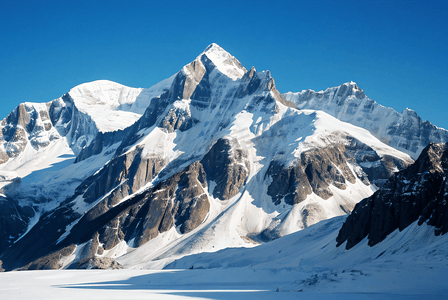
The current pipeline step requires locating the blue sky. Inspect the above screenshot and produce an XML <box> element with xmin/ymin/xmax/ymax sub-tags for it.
<box><xmin>1</xmin><ymin>0</ymin><xmax>447</xmax><ymax>128</ymax></box>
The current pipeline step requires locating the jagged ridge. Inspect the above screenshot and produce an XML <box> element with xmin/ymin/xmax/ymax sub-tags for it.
<box><xmin>284</xmin><ymin>82</ymin><xmax>448</xmax><ymax>159</ymax></box>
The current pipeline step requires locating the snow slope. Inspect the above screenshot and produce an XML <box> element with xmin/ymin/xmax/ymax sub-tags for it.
<box><xmin>163</xmin><ymin>217</ymin><xmax>448</xmax><ymax>295</ymax></box>
<box><xmin>67</xmin><ymin>76</ymin><xmax>175</xmax><ymax>132</ymax></box>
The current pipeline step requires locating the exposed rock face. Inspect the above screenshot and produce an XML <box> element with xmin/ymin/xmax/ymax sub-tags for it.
<box><xmin>1</xmin><ymin>105</ymin><xmax>32</xmax><ymax>158</ymax></box>
<box><xmin>64</xmin><ymin>159</ymin><xmax>211</xmax><ymax>250</ymax></box>
<box><xmin>0</xmin><ymin>200</ymin><xmax>79</xmax><ymax>270</ymax></box>
<box><xmin>160</xmin><ymin>105</ymin><xmax>199</xmax><ymax>133</ymax></box>
<box><xmin>76</xmin><ymin>257</ymin><xmax>123</xmax><ymax>270</ymax></box>
<box><xmin>0</xmin><ymin>92</ymin><xmax>107</xmax><ymax>166</ymax></box>
<box><xmin>78</xmin><ymin>147</ymin><xmax>166</xmax><ymax>208</ymax></box>
<box><xmin>284</xmin><ymin>82</ymin><xmax>448</xmax><ymax>159</ymax></box>
<box><xmin>0</xmin><ymin>133</ymin><xmax>250</xmax><ymax>270</ymax></box>
<box><xmin>336</xmin><ymin>142</ymin><xmax>448</xmax><ymax>250</ymax></box>
<box><xmin>73</xmin><ymin>121</ymin><xmax>133</xmax><ymax>163</ymax></box>
<box><xmin>238</xmin><ymin>67</ymin><xmax>295</xmax><ymax>112</ymax></box>
<box><xmin>266</xmin><ymin>160</ymin><xmax>312</xmax><ymax>205</ymax></box>
<box><xmin>49</xmin><ymin>94</ymin><xmax>99</xmax><ymax>155</ymax></box>
<box><xmin>201</xmin><ymin>138</ymin><xmax>249</xmax><ymax>200</ymax></box>
<box><xmin>267</xmin><ymin>135</ymin><xmax>411</xmax><ymax>206</ymax></box>
<box><xmin>172</xmin><ymin>162</ymin><xmax>210</xmax><ymax>233</ymax></box>
<box><xmin>342</xmin><ymin>135</ymin><xmax>410</xmax><ymax>187</ymax></box>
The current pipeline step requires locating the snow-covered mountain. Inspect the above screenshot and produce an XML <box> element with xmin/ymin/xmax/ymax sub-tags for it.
<box><xmin>284</xmin><ymin>82</ymin><xmax>448</xmax><ymax>159</ymax></box>
<box><xmin>124</xmin><ymin>142</ymin><xmax>448</xmax><ymax>294</ymax></box>
<box><xmin>0</xmin><ymin>43</ymin><xmax>444</xmax><ymax>272</ymax></box>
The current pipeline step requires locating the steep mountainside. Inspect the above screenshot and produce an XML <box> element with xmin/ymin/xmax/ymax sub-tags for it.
<box><xmin>337</xmin><ymin>142</ymin><xmax>448</xmax><ymax>249</ymax></box>
<box><xmin>0</xmin><ymin>44</ymin><xmax>418</xmax><ymax>271</ymax></box>
<box><xmin>284</xmin><ymin>82</ymin><xmax>448</xmax><ymax>159</ymax></box>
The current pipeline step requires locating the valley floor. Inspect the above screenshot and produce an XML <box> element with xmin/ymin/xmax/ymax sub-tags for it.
<box><xmin>1</xmin><ymin>267</ymin><xmax>448</xmax><ymax>300</ymax></box>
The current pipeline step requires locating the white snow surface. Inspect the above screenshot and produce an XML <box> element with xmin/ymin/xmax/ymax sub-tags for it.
<box><xmin>67</xmin><ymin>76</ymin><xmax>174</xmax><ymax>132</ymax></box>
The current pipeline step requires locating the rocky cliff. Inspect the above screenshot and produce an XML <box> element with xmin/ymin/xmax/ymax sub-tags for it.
<box><xmin>336</xmin><ymin>142</ymin><xmax>448</xmax><ymax>250</ymax></box>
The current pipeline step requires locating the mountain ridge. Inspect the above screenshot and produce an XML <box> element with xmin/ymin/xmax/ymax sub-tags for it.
<box><xmin>284</xmin><ymin>82</ymin><xmax>448</xmax><ymax>159</ymax></box>
<box><xmin>0</xmin><ymin>43</ymin><xmax>442</xmax><ymax>272</ymax></box>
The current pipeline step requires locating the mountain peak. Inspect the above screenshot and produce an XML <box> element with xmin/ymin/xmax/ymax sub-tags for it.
<box><xmin>337</xmin><ymin>81</ymin><xmax>365</xmax><ymax>97</ymax></box>
<box><xmin>198</xmin><ymin>43</ymin><xmax>247</xmax><ymax>80</ymax></box>
<box><xmin>203</xmin><ymin>42</ymin><xmax>223</xmax><ymax>53</ymax></box>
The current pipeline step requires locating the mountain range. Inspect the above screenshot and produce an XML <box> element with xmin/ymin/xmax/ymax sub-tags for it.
<box><xmin>0</xmin><ymin>43</ymin><xmax>447</xmax><ymax>274</ymax></box>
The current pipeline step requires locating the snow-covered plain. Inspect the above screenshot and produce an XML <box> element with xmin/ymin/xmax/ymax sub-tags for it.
<box><xmin>2</xmin><ymin>216</ymin><xmax>448</xmax><ymax>299</ymax></box>
<box><xmin>2</xmin><ymin>268</ymin><xmax>446</xmax><ymax>299</ymax></box>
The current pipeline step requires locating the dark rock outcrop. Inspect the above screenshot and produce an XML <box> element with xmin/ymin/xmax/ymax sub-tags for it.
<box><xmin>266</xmin><ymin>145</ymin><xmax>356</xmax><ymax>204</ymax></box>
<box><xmin>64</xmin><ymin>160</ymin><xmax>211</xmax><ymax>250</ymax></box>
<box><xmin>75</xmin><ymin>257</ymin><xmax>123</xmax><ymax>270</ymax></box>
<box><xmin>342</xmin><ymin>135</ymin><xmax>410</xmax><ymax>187</ymax></box>
<box><xmin>65</xmin><ymin>137</ymin><xmax>247</xmax><ymax>251</ymax></box>
<box><xmin>336</xmin><ymin>142</ymin><xmax>448</xmax><ymax>250</ymax></box>
<box><xmin>77</xmin><ymin>147</ymin><xmax>166</xmax><ymax>209</ymax></box>
<box><xmin>0</xmin><ymin>201</ymin><xmax>79</xmax><ymax>270</ymax></box>
<box><xmin>75</xmin><ymin>129</ymin><xmax>129</xmax><ymax>163</ymax></box>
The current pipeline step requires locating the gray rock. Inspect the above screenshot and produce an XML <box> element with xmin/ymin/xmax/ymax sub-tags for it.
<box><xmin>49</xmin><ymin>94</ymin><xmax>98</xmax><ymax>155</ymax></box>
<box><xmin>267</xmin><ymin>136</ymin><xmax>411</xmax><ymax>206</ymax></box>
<box><xmin>267</xmin><ymin>145</ymin><xmax>356</xmax><ymax>205</ymax></box>
<box><xmin>75</xmin><ymin>257</ymin><xmax>123</xmax><ymax>270</ymax></box>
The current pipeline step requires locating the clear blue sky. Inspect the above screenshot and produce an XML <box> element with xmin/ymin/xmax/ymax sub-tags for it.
<box><xmin>1</xmin><ymin>0</ymin><xmax>447</xmax><ymax>128</ymax></box>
